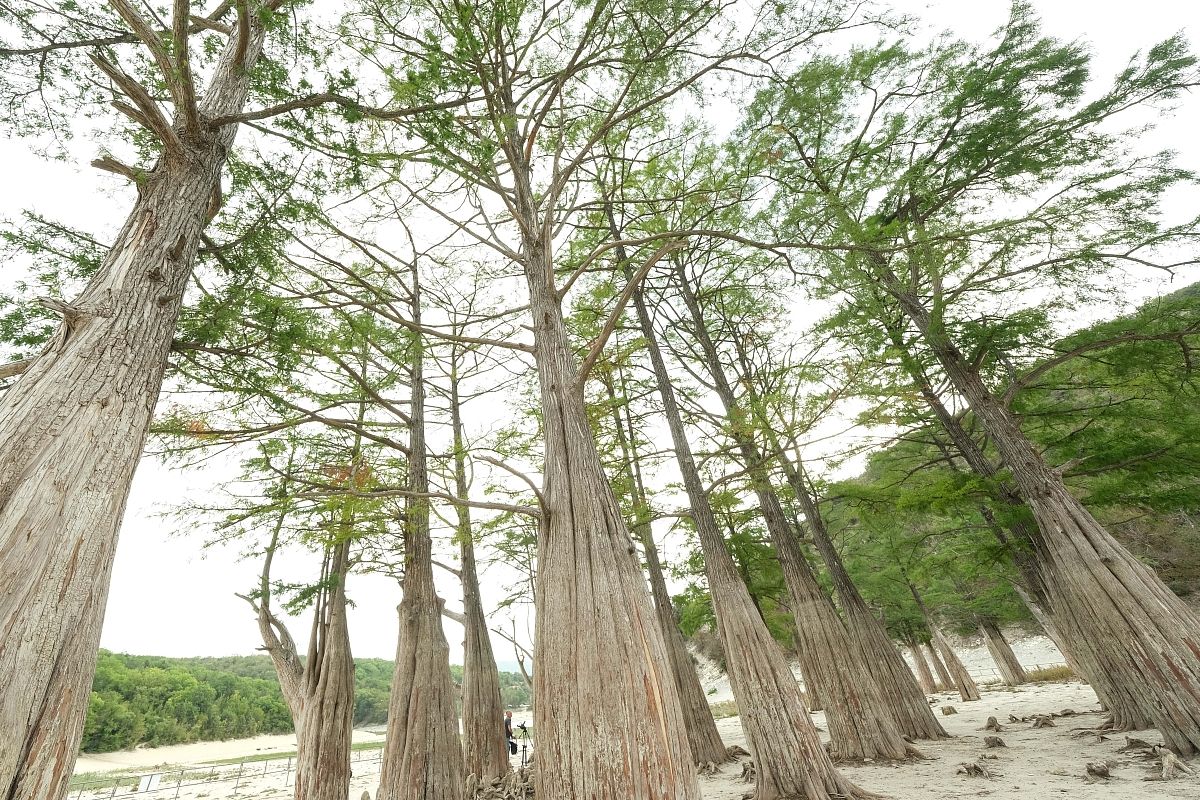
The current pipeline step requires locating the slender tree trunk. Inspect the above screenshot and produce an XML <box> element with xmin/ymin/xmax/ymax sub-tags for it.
<box><xmin>673</xmin><ymin>263</ymin><xmax>915</xmax><ymax>762</ymax></box>
<box><xmin>620</xmin><ymin>229</ymin><xmax>869</xmax><ymax>797</ymax></box>
<box><xmin>377</xmin><ymin>275</ymin><xmax>464</xmax><ymax>800</ymax></box>
<box><xmin>601</xmin><ymin>365</ymin><xmax>727</xmax><ymax>765</ymax></box>
<box><xmin>923</xmin><ymin>643</ymin><xmax>952</xmax><ymax>691</ymax></box>
<box><xmin>930</xmin><ymin>629</ymin><xmax>980</xmax><ymax>702</ymax></box>
<box><xmin>906</xmin><ymin>637</ymin><xmax>938</xmax><ymax>694</ymax></box>
<box><xmin>0</xmin><ymin>21</ymin><xmax>269</xmax><ymax>798</ymax></box>
<box><xmin>893</xmin><ymin>287</ymin><xmax>1200</xmax><ymax>752</ymax></box>
<box><xmin>515</xmin><ymin>195</ymin><xmax>697</xmax><ymax>798</ymax></box>
<box><xmin>978</xmin><ymin>621</ymin><xmax>1027</xmax><ymax>686</ymax></box>
<box><xmin>449</xmin><ymin>371</ymin><xmax>509</xmax><ymax>783</ymax></box>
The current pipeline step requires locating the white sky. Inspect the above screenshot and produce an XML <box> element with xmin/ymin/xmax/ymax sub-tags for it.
<box><xmin>1</xmin><ymin>0</ymin><xmax>1198</xmax><ymax>663</ymax></box>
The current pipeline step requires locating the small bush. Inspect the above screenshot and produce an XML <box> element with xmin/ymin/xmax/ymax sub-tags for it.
<box><xmin>1025</xmin><ymin>665</ymin><xmax>1075</xmax><ymax>683</ymax></box>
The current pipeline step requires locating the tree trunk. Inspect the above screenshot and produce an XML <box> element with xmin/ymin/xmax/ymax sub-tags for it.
<box><xmin>0</xmin><ymin>21</ymin><xmax>268</xmax><ymax>799</ymax></box>
<box><xmin>906</xmin><ymin>637</ymin><xmax>938</xmax><ymax>694</ymax></box>
<box><xmin>894</xmin><ymin>287</ymin><xmax>1200</xmax><ymax>752</ymax></box>
<box><xmin>978</xmin><ymin>621</ymin><xmax>1027</xmax><ymax>686</ymax></box>
<box><xmin>621</xmin><ymin>236</ymin><xmax>869</xmax><ymax>797</ymax></box>
<box><xmin>377</xmin><ymin>276</ymin><xmax>464</xmax><ymax>800</ymax></box>
<box><xmin>601</xmin><ymin>364</ymin><xmax>727</xmax><ymax>766</ymax></box>
<box><xmin>517</xmin><ymin>209</ymin><xmax>698</xmax><ymax>799</ymax></box>
<box><xmin>673</xmin><ymin>263</ymin><xmax>916</xmax><ymax>762</ymax></box>
<box><xmin>924</xmin><ymin>643</ymin><xmax>953</xmax><ymax>691</ymax></box>
<box><xmin>728</xmin><ymin>336</ymin><xmax>944</xmax><ymax>740</ymax></box>
<box><xmin>295</xmin><ymin>542</ymin><xmax>355</xmax><ymax>800</ymax></box>
<box><xmin>450</xmin><ymin>372</ymin><xmax>510</xmax><ymax>783</ymax></box>
<box><xmin>930</xmin><ymin>629</ymin><xmax>981</xmax><ymax>702</ymax></box>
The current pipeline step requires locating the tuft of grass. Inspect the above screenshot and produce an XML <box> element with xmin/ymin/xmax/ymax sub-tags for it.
<box><xmin>708</xmin><ymin>700</ymin><xmax>739</xmax><ymax>719</ymax></box>
<box><xmin>1025</xmin><ymin>665</ymin><xmax>1076</xmax><ymax>683</ymax></box>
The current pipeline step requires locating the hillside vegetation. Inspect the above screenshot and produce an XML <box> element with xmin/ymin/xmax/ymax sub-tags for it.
<box><xmin>82</xmin><ymin>651</ymin><xmax>531</xmax><ymax>753</ymax></box>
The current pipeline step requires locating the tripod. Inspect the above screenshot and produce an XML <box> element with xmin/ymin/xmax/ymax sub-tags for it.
<box><xmin>516</xmin><ymin>722</ymin><xmax>532</xmax><ymax>767</ymax></box>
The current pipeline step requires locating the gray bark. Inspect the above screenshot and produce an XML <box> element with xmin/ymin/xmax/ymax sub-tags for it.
<box><xmin>0</xmin><ymin>16</ymin><xmax>269</xmax><ymax>798</ymax></box>
<box><xmin>624</xmin><ymin>246</ymin><xmax>869</xmax><ymax>796</ymax></box>
<box><xmin>978</xmin><ymin>621</ymin><xmax>1027</xmax><ymax>686</ymax></box>
<box><xmin>906</xmin><ymin>636</ymin><xmax>938</xmax><ymax>694</ymax></box>
<box><xmin>377</xmin><ymin>275</ymin><xmax>464</xmax><ymax>800</ymax></box>
<box><xmin>924</xmin><ymin>642</ymin><xmax>953</xmax><ymax>691</ymax></box>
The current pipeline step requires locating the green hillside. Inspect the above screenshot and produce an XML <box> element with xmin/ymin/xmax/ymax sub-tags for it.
<box><xmin>83</xmin><ymin>651</ymin><xmax>531</xmax><ymax>753</ymax></box>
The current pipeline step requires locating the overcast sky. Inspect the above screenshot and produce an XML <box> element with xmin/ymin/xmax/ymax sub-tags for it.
<box><xmin>1</xmin><ymin>0</ymin><xmax>1198</xmax><ymax>664</ymax></box>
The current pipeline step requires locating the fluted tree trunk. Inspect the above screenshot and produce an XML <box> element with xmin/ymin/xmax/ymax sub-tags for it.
<box><xmin>377</xmin><ymin>274</ymin><xmax>464</xmax><ymax>800</ymax></box>
<box><xmin>727</xmin><ymin>335</ymin><xmax>945</xmax><ymax>741</ymax></box>
<box><xmin>978</xmin><ymin>621</ymin><xmax>1027</xmax><ymax>686</ymax></box>
<box><xmin>905</xmin><ymin>583</ymin><xmax>979</xmax><ymax>702</ymax></box>
<box><xmin>449</xmin><ymin>370</ymin><xmax>509</xmax><ymax>783</ymax></box>
<box><xmin>599</xmin><ymin>358</ymin><xmax>727</xmax><ymax>766</ymax></box>
<box><xmin>619</xmin><ymin>228</ymin><xmax>869</xmax><ymax>798</ymax></box>
<box><xmin>673</xmin><ymin>263</ymin><xmax>916</xmax><ymax>762</ymax></box>
<box><xmin>905</xmin><ymin>636</ymin><xmax>938</xmax><ymax>694</ymax></box>
<box><xmin>890</xmin><ymin>286</ymin><xmax>1200</xmax><ymax>750</ymax></box>
<box><xmin>241</xmin><ymin>504</ymin><xmax>356</xmax><ymax>800</ymax></box>
<box><xmin>923</xmin><ymin>642</ymin><xmax>953</xmax><ymax>691</ymax></box>
<box><xmin>0</xmin><ymin>10</ymin><xmax>274</xmax><ymax>796</ymax></box>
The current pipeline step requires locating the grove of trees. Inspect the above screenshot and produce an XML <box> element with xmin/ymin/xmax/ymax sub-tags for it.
<box><xmin>1</xmin><ymin>0</ymin><xmax>1198</xmax><ymax>799</ymax></box>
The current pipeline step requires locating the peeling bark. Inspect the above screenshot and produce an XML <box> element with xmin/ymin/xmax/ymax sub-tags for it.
<box><xmin>0</xmin><ymin>17</ymin><xmax>269</xmax><ymax>798</ymax></box>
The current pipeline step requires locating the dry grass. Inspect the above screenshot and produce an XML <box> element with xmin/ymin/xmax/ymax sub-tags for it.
<box><xmin>708</xmin><ymin>700</ymin><xmax>739</xmax><ymax>719</ymax></box>
<box><xmin>1025</xmin><ymin>665</ymin><xmax>1076</xmax><ymax>683</ymax></box>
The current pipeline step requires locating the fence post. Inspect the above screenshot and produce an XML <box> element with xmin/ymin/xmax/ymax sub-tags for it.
<box><xmin>284</xmin><ymin>756</ymin><xmax>292</xmax><ymax>787</ymax></box>
<box><xmin>232</xmin><ymin>762</ymin><xmax>244</xmax><ymax>796</ymax></box>
<box><xmin>174</xmin><ymin>767</ymin><xmax>183</xmax><ymax>799</ymax></box>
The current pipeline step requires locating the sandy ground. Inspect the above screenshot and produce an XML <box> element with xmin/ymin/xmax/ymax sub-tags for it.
<box><xmin>702</xmin><ymin>681</ymin><xmax>1200</xmax><ymax>800</ymax></box>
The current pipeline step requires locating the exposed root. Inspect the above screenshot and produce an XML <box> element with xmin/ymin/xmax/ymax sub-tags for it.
<box><xmin>957</xmin><ymin>761</ymin><xmax>999</xmax><ymax>778</ymax></box>
<box><xmin>1152</xmin><ymin>746</ymin><xmax>1194</xmax><ymax>781</ymax></box>
<box><xmin>941</xmin><ymin>705</ymin><xmax>957</xmax><ymax>715</ymax></box>
<box><xmin>726</xmin><ymin>744</ymin><xmax>752</xmax><ymax>759</ymax></box>
<box><xmin>983</xmin><ymin>736</ymin><xmax>1006</xmax><ymax>748</ymax></box>
<box><xmin>1119</xmin><ymin>736</ymin><xmax>1155</xmax><ymax>754</ymax></box>
<box><xmin>1085</xmin><ymin>761</ymin><xmax>1113</xmax><ymax>781</ymax></box>
<box><xmin>982</xmin><ymin>716</ymin><xmax>1003</xmax><ymax>732</ymax></box>
<box><xmin>1031</xmin><ymin>715</ymin><xmax>1055</xmax><ymax>728</ymax></box>
<box><xmin>467</xmin><ymin>768</ymin><xmax>535</xmax><ymax>799</ymax></box>
<box><xmin>698</xmin><ymin>761</ymin><xmax>721</xmax><ymax>776</ymax></box>
<box><xmin>740</xmin><ymin>760</ymin><xmax>757</xmax><ymax>784</ymax></box>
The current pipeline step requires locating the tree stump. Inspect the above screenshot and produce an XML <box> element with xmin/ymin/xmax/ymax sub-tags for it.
<box><xmin>941</xmin><ymin>706</ymin><xmax>957</xmax><ymax>715</ymax></box>
<box><xmin>726</xmin><ymin>745</ymin><xmax>751</xmax><ymax>759</ymax></box>
<box><xmin>1031</xmin><ymin>715</ymin><xmax>1055</xmax><ymax>728</ymax></box>
<box><xmin>982</xmin><ymin>716</ymin><xmax>1003</xmax><ymax>732</ymax></box>
<box><xmin>983</xmin><ymin>736</ymin><xmax>1006</xmax><ymax>748</ymax></box>
<box><xmin>1086</xmin><ymin>762</ymin><xmax>1111</xmax><ymax>780</ymax></box>
<box><xmin>957</xmin><ymin>761</ymin><xmax>997</xmax><ymax>778</ymax></box>
<box><xmin>740</xmin><ymin>761</ymin><xmax>757</xmax><ymax>784</ymax></box>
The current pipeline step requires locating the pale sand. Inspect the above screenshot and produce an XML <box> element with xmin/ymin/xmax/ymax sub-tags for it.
<box><xmin>702</xmin><ymin>681</ymin><xmax>1200</xmax><ymax>800</ymax></box>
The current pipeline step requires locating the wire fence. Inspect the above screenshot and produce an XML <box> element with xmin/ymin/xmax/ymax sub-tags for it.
<box><xmin>69</xmin><ymin>748</ymin><xmax>383</xmax><ymax>800</ymax></box>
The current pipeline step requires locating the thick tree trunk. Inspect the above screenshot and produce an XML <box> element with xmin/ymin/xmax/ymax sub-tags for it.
<box><xmin>623</xmin><ymin>248</ymin><xmax>868</xmax><ymax>797</ymax></box>
<box><xmin>600</xmin><ymin>366</ymin><xmax>727</xmax><ymax>766</ymax></box>
<box><xmin>449</xmin><ymin>375</ymin><xmax>510</xmax><ymax>783</ymax></box>
<box><xmin>518</xmin><ymin>226</ymin><xmax>698</xmax><ymax>799</ymax></box>
<box><xmin>906</xmin><ymin>637</ymin><xmax>939</xmax><ymax>694</ymax></box>
<box><xmin>978</xmin><ymin>621</ymin><xmax>1027</xmax><ymax>686</ymax></box>
<box><xmin>924</xmin><ymin>643</ymin><xmax>953</xmax><ymax>691</ymax></box>
<box><xmin>894</xmin><ymin>289</ymin><xmax>1200</xmax><ymax>752</ymax></box>
<box><xmin>673</xmin><ymin>265</ymin><xmax>915</xmax><ymax>762</ymax></box>
<box><xmin>0</xmin><ymin>22</ymin><xmax>267</xmax><ymax>799</ymax></box>
<box><xmin>295</xmin><ymin>542</ymin><xmax>355</xmax><ymax>800</ymax></box>
<box><xmin>377</xmin><ymin>280</ymin><xmax>464</xmax><ymax>800</ymax></box>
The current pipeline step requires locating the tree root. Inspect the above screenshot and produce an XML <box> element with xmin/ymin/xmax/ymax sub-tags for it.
<box><xmin>726</xmin><ymin>744</ymin><xmax>752</xmax><ymax>759</ymax></box>
<box><xmin>1085</xmin><ymin>761</ymin><xmax>1113</xmax><ymax>780</ymax></box>
<box><xmin>983</xmin><ymin>736</ymin><xmax>1006</xmax><ymax>748</ymax></box>
<box><xmin>740</xmin><ymin>760</ymin><xmax>757</xmax><ymax>784</ymax></box>
<box><xmin>957</xmin><ymin>761</ymin><xmax>999</xmax><ymax>778</ymax></box>
<box><xmin>1150</xmin><ymin>746</ymin><xmax>1195</xmax><ymax>781</ymax></box>
<box><xmin>698</xmin><ymin>761</ymin><xmax>721</xmax><ymax>776</ymax></box>
<box><xmin>1031</xmin><ymin>715</ymin><xmax>1055</xmax><ymax>728</ymax></box>
<box><xmin>982</xmin><ymin>716</ymin><xmax>1003</xmax><ymax>732</ymax></box>
<box><xmin>466</xmin><ymin>768</ymin><xmax>535</xmax><ymax>799</ymax></box>
<box><xmin>941</xmin><ymin>706</ymin><xmax>957</xmax><ymax>715</ymax></box>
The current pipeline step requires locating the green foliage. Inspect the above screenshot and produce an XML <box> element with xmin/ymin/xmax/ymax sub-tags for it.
<box><xmin>81</xmin><ymin>651</ymin><xmax>531</xmax><ymax>753</ymax></box>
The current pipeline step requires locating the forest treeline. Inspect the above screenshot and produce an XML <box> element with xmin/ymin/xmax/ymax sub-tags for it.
<box><xmin>82</xmin><ymin>652</ymin><xmax>531</xmax><ymax>753</ymax></box>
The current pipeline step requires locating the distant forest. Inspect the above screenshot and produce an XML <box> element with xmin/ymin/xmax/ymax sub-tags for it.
<box><xmin>82</xmin><ymin>651</ymin><xmax>531</xmax><ymax>753</ymax></box>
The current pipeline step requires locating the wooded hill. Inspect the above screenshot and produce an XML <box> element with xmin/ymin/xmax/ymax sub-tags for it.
<box><xmin>82</xmin><ymin>652</ymin><xmax>531</xmax><ymax>753</ymax></box>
